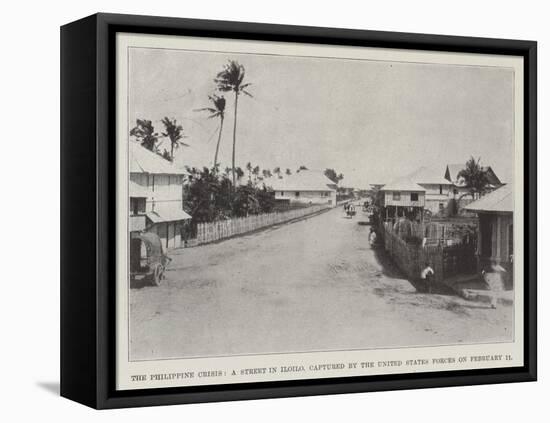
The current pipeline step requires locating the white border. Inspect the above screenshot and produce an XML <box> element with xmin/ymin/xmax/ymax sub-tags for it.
<box><xmin>116</xmin><ymin>32</ymin><xmax>524</xmax><ymax>390</ymax></box>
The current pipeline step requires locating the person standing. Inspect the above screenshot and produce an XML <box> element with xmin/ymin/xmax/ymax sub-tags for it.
<box><xmin>420</xmin><ymin>263</ymin><xmax>435</xmax><ymax>294</ymax></box>
<box><xmin>369</xmin><ymin>228</ymin><xmax>377</xmax><ymax>247</ymax></box>
<box><xmin>482</xmin><ymin>261</ymin><xmax>506</xmax><ymax>309</ymax></box>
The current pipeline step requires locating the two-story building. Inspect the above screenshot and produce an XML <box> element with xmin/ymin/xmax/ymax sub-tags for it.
<box><xmin>129</xmin><ymin>142</ymin><xmax>191</xmax><ymax>249</ymax></box>
<box><xmin>268</xmin><ymin>170</ymin><xmax>337</xmax><ymax>207</ymax></box>
<box><xmin>406</xmin><ymin>166</ymin><xmax>455</xmax><ymax>215</ymax></box>
<box><xmin>380</xmin><ymin>178</ymin><xmax>426</xmax><ymax>222</ymax></box>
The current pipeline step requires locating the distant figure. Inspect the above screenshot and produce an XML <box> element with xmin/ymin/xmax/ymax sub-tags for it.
<box><xmin>482</xmin><ymin>261</ymin><xmax>507</xmax><ymax>309</ymax></box>
<box><xmin>420</xmin><ymin>263</ymin><xmax>435</xmax><ymax>294</ymax></box>
<box><xmin>369</xmin><ymin>228</ymin><xmax>377</xmax><ymax>247</ymax></box>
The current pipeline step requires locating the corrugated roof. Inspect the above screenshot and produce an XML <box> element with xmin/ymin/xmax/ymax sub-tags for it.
<box><xmin>464</xmin><ymin>184</ymin><xmax>513</xmax><ymax>213</ymax></box>
<box><xmin>267</xmin><ymin>170</ymin><xmax>336</xmax><ymax>192</ymax></box>
<box><xmin>381</xmin><ymin>177</ymin><xmax>425</xmax><ymax>192</ymax></box>
<box><xmin>130</xmin><ymin>142</ymin><xmax>187</xmax><ymax>175</ymax></box>
<box><xmin>407</xmin><ymin>166</ymin><xmax>452</xmax><ymax>185</ymax></box>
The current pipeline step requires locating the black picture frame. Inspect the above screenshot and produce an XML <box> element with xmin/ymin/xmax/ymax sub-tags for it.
<box><xmin>60</xmin><ymin>12</ymin><xmax>537</xmax><ymax>409</ymax></box>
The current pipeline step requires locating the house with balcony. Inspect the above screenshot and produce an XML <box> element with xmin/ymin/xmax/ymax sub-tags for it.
<box><xmin>380</xmin><ymin>177</ymin><xmax>426</xmax><ymax>222</ymax></box>
<box><xmin>129</xmin><ymin>142</ymin><xmax>191</xmax><ymax>249</ymax></box>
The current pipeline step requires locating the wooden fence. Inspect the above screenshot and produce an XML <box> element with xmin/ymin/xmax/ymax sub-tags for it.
<box><xmin>382</xmin><ymin>223</ymin><xmax>476</xmax><ymax>283</ymax></box>
<box><xmin>388</xmin><ymin>219</ymin><xmax>477</xmax><ymax>247</ymax></box>
<box><xmin>195</xmin><ymin>205</ymin><xmax>330</xmax><ymax>245</ymax></box>
<box><xmin>383</xmin><ymin>224</ymin><xmax>444</xmax><ymax>283</ymax></box>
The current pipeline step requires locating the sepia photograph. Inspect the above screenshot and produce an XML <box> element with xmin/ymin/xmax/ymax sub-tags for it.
<box><xmin>116</xmin><ymin>33</ymin><xmax>524</xmax><ymax>388</ymax></box>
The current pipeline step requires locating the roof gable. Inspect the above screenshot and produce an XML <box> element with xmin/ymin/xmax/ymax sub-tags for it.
<box><xmin>407</xmin><ymin>166</ymin><xmax>453</xmax><ymax>185</ymax></box>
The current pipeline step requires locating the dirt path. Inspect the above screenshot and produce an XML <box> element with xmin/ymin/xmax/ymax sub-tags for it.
<box><xmin>130</xmin><ymin>206</ymin><xmax>513</xmax><ymax>360</ymax></box>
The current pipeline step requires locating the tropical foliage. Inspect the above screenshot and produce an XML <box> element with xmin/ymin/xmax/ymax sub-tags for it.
<box><xmin>183</xmin><ymin>167</ymin><xmax>276</xmax><ymax>224</ymax></box>
<box><xmin>457</xmin><ymin>156</ymin><xmax>489</xmax><ymax>198</ymax></box>
<box><xmin>130</xmin><ymin>119</ymin><xmax>159</xmax><ymax>152</ymax></box>
<box><xmin>161</xmin><ymin>117</ymin><xmax>187</xmax><ymax>161</ymax></box>
<box><xmin>324</xmin><ymin>168</ymin><xmax>344</xmax><ymax>184</ymax></box>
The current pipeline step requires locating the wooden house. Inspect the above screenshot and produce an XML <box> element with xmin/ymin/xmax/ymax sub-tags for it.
<box><xmin>380</xmin><ymin>178</ymin><xmax>426</xmax><ymax>222</ymax></box>
<box><xmin>269</xmin><ymin>170</ymin><xmax>337</xmax><ymax>207</ymax></box>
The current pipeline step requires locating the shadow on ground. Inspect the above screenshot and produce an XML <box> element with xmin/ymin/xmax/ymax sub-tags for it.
<box><xmin>372</xmin><ymin>244</ymin><xmax>456</xmax><ymax>295</ymax></box>
<box><xmin>36</xmin><ymin>381</ymin><xmax>59</xmax><ymax>396</ymax></box>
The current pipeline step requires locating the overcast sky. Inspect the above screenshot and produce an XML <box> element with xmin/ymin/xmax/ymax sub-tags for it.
<box><xmin>128</xmin><ymin>47</ymin><xmax>515</xmax><ymax>188</ymax></box>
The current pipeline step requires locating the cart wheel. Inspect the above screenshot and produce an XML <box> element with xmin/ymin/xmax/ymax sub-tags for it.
<box><xmin>152</xmin><ymin>265</ymin><xmax>163</xmax><ymax>287</ymax></box>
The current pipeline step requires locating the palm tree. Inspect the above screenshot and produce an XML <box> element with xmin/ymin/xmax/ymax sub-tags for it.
<box><xmin>130</xmin><ymin>119</ymin><xmax>158</xmax><ymax>152</ymax></box>
<box><xmin>457</xmin><ymin>156</ymin><xmax>489</xmax><ymax>199</ymax></box>
<box><xmin>215</xmin><ymin>60</ymin><xmax>252</xmax><ymax>187</ymax></box>
<box><xmin>235</xmin><ymin>167</ymin><xmax>245</xmax><ymax>183</ymax></box>
<box><xmin>195</xmin><ymin>94</ymin><xmax>226</xmax><ymax>170</ymax></box>
<box><xmin>160</xmin><ymin>117</ymin><xmax>187</xmax><ymax>161</ymax></box>
<box><xmin>262</xmin><ymin>169</ymin><xmax>272</xmax><ymax>179</ymax></box>
<box><xmin>285</xmin><ymin>168</ymin><xmax>292</xmax><ymax>176</ymax></box>
<box><xmin>297</xmin><ymin>165</ymin><xmax>308</xmax><ymax>173</ymax></box>
<box><xmin>273</xmin><ymin>167</ymin><xmax>282</xmax><ymax>179</ymax></box>
<box><xmin>253</xmin><ymin>165</ymin><xmax>260</xmax><ymax>182</ymax></box>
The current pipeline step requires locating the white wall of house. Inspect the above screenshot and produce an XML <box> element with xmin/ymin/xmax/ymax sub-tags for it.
<box><xmin>418</xmin><ymin>183</ymin><xmax>455</xmax><ymax>214</ymax></box>
<box><xmin>419</xmin><ymin>183</ymin><xmax>453</xmax><ymax>198</ymax></box>
<box><xmin>130</xmin><ymin>173</ymin><xmax>184</xmax><ymax>213</ymax></box>
<box><xmin>274</xmin><ymin>190</ymin><xmax>335</xmax><ymax>206</ymax></box>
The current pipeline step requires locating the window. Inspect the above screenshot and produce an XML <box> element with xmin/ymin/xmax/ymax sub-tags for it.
<box><xmin>392</xmin><ymin>192</ymin><xmax>401</xmax><ymax>201</ymax></box>
<box><xmin>130</xmin><ymin>198</ymin><xmax>146</xmax><ymax>215</ymax></box>
<box><xmin>280</xmin><ymin>191</ymin><xmax>284</xmax><ymax>196</ymax></box>
<box><xmin>439</xmin><ymin>203</ymin><xmax>444</xmax><ymax>210</ymax></box>
<box><xmin>295</xmin><ymin>191</ymin><xmax>300</xmax><ymax>197</ymax></box>
<box><xmin>439</xmin><ymin>184</ymin><xmax>443</xmax><ymax>194</ymax></box>
<box><xmin>410</xmin><ymin>193</ymin><xmax>419</xmax><ymax>201</ymax></box>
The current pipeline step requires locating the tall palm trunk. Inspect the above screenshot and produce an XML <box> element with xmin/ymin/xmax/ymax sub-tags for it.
<box><xmin>170</xmin><ymin>141</ymin><xmax>175</xmax><ymax>161</ymax></box>
<box><xmin>213</xmin><ymin>115</ymin><xmax>224</xmax><ymax>171</ymax></box>
<box><xmin>231</xmin><ymin>92</ymin><xmax>239</xmax><ymax>188</ymax></box>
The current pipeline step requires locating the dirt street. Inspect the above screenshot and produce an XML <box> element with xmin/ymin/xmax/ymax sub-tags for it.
<box><xmin>130</xmin><ymin>206</ymin><xmax>513</xmax><ymax>360</ymax></box>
